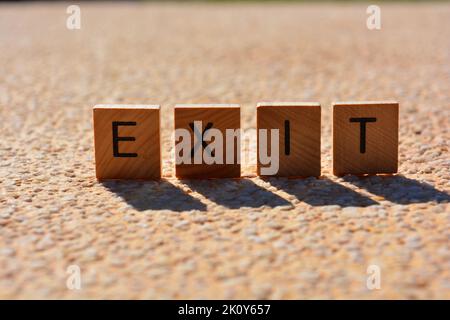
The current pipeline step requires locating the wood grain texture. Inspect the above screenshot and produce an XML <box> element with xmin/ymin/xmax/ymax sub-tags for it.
<box><xmin>333</xmin><ymin>101</ymin><xmax>399</xmax><ymax>176</ymax></box>
<box><xmin>174</xmin><ymin>104</ymin><xmax>240</xmax><ymax>178</ymax></box>
<box><xmin>257</xmin><ymin>102</ymin><xmax>321</xmax><ymax>177</ymax></box>
<box><xmin>93</xmin><ymin>105</ymin><xmax>161</xmax><ymax>180</ymax></box>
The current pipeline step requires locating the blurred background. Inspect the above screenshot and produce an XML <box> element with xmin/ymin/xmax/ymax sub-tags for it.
<box><xmin>0</xmin><ymin>0</ymin><xmax>449</xmax><ymax>300</ymax></box>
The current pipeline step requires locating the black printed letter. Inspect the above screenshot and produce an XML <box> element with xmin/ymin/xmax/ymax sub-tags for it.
<box><xmin>284</xmin><ymin>120</ymin><xmax>290</xmax><ymax>155</ymax></box>
<box><xmin>112</xmin><ymin>121</ymin><xmax>138</xmax><ymax>157</ymax></box>
<box><xmin>349</xmin><ymin>117</ymin><xmax>376</xmax><ymax>154</ymax></box>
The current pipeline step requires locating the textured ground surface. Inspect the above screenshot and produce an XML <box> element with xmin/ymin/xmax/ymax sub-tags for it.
<box><xmin>0</xmin><ymin>2</ymin><xmax>449</xmax><ymax>299</ymax></box>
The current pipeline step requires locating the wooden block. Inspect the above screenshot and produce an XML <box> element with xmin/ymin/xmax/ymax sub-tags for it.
<box><xmin>333</xmin><ymin>101</ymin><xmax>399</xmax><ymax>176</ymax></box>
<box><xmin>174</xmin><ymin>104</ymin><xmax>240</xmax><ymax>178</ymax></box>
<box><xmin>93</xmin><ymin>105</ymin><xmax>161</xmax><ymax>180</ymax></box>
<box><xmin>257</xmin><ymin>102</ymin><xmax>321</xmax><ymax>177</ymax></box>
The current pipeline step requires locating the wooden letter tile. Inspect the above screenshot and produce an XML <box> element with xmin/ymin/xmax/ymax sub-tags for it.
<box><xmin>257</xmin><ymin>102</ymin><xmax>321</xmax><ymax>177</ymax></box>
<box><xmin>93</xmin><ymin>104</ymin><xmax>161</xmax><ymax>180</ymax></box>
<box><xmin>333</xmin><ymin>101</ymin><xmax>399</xmax><ymax>176</ymax></box>
<box><xmin>174</xmin><ymin>104</ymin><xmax>240</xmax><ymax>178</ymax></box>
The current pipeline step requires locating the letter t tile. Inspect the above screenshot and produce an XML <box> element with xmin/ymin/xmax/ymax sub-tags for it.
<box><xmin>333</xmin><ymin>101</ymin><xmax>399</xmax><ymax>176</ymax></box>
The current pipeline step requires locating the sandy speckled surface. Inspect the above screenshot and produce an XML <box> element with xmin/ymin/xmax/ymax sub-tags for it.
<box><xmin>0</xmin><ymin>3</ymin><xmax>449</xmax><ymax>299</ymax></box>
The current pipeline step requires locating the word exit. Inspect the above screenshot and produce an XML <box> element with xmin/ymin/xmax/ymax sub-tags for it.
<box><xmin>93</xmin><ymin>101</ymin><xmax>399</xmax><ymax>180</ymax></box>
